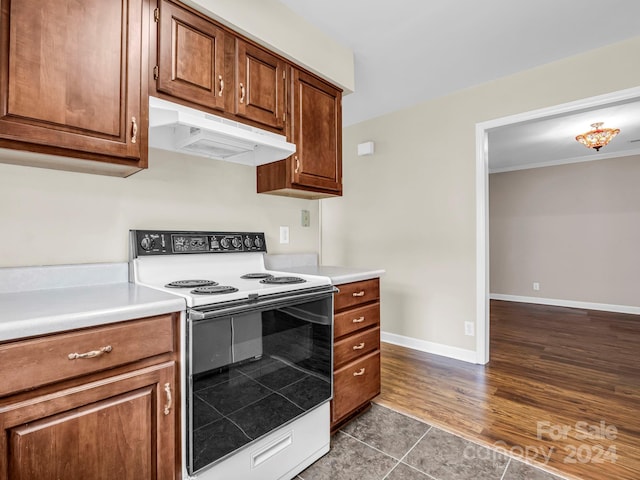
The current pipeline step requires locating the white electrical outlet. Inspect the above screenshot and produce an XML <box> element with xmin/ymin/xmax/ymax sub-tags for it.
<box><xmin>533</xmin><ymin>282</ymin><xmax>540</xmax><ymax>291</ymax></box>
<box><xmin>279</xmin><ymin>226</ymin><xmax>289</xmax><ymax>244</ymax></box>
<box><xmin>464</xmin><ymin>321</ymin><xmax>475</xmax><ymax>336</ymax></box>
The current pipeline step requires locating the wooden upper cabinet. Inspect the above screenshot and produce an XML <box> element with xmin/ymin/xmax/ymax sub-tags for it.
<box><xmin>0</xmin><ymin>0</ymin><xmax>147</xmax><ymax>175</ymax></box>
<box><xmin>290</xmin><ymin>69</ymin><xmax>342</xmax><ymax>193</ymax></box>
<box><xmin>234</xmin><ymin>39</ymin><xmax>285</xmax><ymax>131</ymax></box>
<box><xmin>256</xmin><ymin>68</ymin><xmax>342</xmax><ymax>199</ymax></box>
<box><xmin>155</xmin><ymin>0</ymin><xmax>226</xmax><ymax>111</ymax></box>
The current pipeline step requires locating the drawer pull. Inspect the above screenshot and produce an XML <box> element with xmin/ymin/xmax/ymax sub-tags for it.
<box><xmin>352</xmin><ymin>316</ymin><xmax>365</xmax><ymax>323</ymax></box>
<box><xmin>352</xmin><ymin>291</ymin><xmax>365</xmax><ymax>297</ymax></box>
<box><xmin>164</xmin><ymin>383</ymin><xmax>172</xmax><ymax>415</ymax></box>
<box><xmin>353</xmin><ymin>368</ymin><xmax>366</xmax><ymax>376</ymax></box>
<box><xmin>353</xmin><ymin>342</ymin><xmax>365</xmax><ymax>350</ymax></box>
<box><xmin>68</xmin><ymin>345</ymin><xmax>112</xmax><ymax>360</ymax></box>
<box><xmin>218</xmin><ymin>75</ymin><xmax>224</xmax><ymax>96</ymax></box>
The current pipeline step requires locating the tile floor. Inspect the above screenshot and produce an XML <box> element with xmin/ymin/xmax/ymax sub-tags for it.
<box><xmin>297</xmin><ymin>404</ymin><xmax>565</xmax><ymax>480</ymax></box>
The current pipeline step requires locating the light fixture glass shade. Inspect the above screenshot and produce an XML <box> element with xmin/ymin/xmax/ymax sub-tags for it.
<box><xmin>575</xmin><ymin>122</ymin><xmax>620</xmax><ymax>152</ymax></box>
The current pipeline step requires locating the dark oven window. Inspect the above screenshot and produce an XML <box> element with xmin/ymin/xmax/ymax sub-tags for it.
<box><xmin>188</xmin><ymin>294</ymin><xmax>332</xmax><ymax>474</ymax></box>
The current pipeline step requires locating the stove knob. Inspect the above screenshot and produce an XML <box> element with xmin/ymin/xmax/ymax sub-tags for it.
<box><xmin>221</xmin><ymin>238</ymin><xmax>230</xmax><ymax>248</ymax></box>
<box><xmin>244</xmin><ymin>237</ymin><xmax>253</xmax><ymax>248</ymax></box>
<box><xmin>140</xmin><ymin>237</ymin><xmax>155</xmax><ymax>251</ymax></box>
<box><xmin>254</xmin><ymin>237</ymin><xmax>263</xmax><ymax>249</ymax></box>
<box><xmin>232</xmin><ymin>237</ymin><xmax>242</xmax><ymax>248</ymax></box>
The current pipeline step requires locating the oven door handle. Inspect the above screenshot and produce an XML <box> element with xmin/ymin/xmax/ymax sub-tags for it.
<box><xmin>189</xmin><ymin>286</ymin><xmax>339</xmax><ymax>320</ymax></box>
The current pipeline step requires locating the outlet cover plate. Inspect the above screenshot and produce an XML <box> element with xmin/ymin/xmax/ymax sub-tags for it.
<box><xmin>464</xmin><ymin>321</ymin><xmax>475</xmax><ymax>336</ymax></box>
<box><xmin>301</xmin><ymin>210</ymin><xmax>310</xmax><ymax>227</ymax></box>
<box><xmin>279</xmin><ymin>226</ymin><xmax>289</xmax><ymax>244</ymax></box>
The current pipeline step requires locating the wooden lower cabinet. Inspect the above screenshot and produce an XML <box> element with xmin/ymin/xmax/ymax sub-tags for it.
<box><xmin>333</xmin><ymin>351</ymin><xmax>381</xmax><ymax>422</ymax></box>
<box><xmin>1</xmin><ymin>363</ymin><xmax>176</xmax><ymax>480</ymax></box>
<box><xmin>0</xmin><ymin>313</ymin><xmax>180</xmax><ymax>480</ymax></box>
<box><xmin>334</xmin><ymin>326</ymin><xmax>380</xmax><ymax>368</ymax></box>
<box><xmin>331</xmin><ymin>278</ymin><xmax>381</xmax><ymax>430</ymax></box>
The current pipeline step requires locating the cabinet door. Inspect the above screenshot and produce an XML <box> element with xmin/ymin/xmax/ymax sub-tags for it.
<box><xmin>0</xmin><ymin>0</ymin><xmax>145</xmax><ymax>162</ymax></box>
<box><xmin>235</xmin><ymin>40</ymin><xmax>286</xmax><ymax>130</ymax></box>
<box><xmin>0</xmin><ymin>363</ymin><xmax>176</xmax><ymax>480</ymax></box>
<box><xmin>290</xmin><ymin>69</ymin><xmax>342</xmax><ymax>192</ymax></box>
<box><xmin>156</xmin><ymin>0</ymin><xmax>226</xmax><ymax>111</ymax></box>
<box><xmin>332</xmin><ymin>351</ymin><xmax>381</xmax><ymax>423</ymax></box>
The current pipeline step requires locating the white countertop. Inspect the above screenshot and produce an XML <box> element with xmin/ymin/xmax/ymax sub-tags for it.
<box><xmin>263</xmin><ymin>254</ymin><xmax>384</xmax><ymax>285</ymax></box>
<box><xmin>0</xmin><ymin>282</ymin><xmax>185</xmax><ymax>342</ymax></box>
<box><xmin>0</xmin><ymin>259</ymin><xmax>382</xmax><ymax>342</ymax></box>
<box><xmin>274</xmin><ymin>265</ymin><xmax>385</xmax><ymax>285</ymax></box>
<box><xmin>0</xmin><ymin>263</ymin><xmax>186</xmax><ymax>342</ymax></box>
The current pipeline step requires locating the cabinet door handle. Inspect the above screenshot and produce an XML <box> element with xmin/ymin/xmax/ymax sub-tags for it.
<box><xmin>353</xmin><ymin>368</ymin><xmax>366</xmax><ymax>376</ymax></box>
<box><xmin>352</xmin><ymin>291</ymin><xmax>365</xmax><ymax>297</ymax></box>
<box><xmin>68</xmin><ymin>345</ymin><xmax>112</xmax><ymax>360</ymax></box>
<box><xmin>163</xmin><ymin>383</ymin><xmax>172</xmax><ymax>415</ymax></box>
<box><xmin>294</xmin><ymin>156</ymin><xmax>300</xmax><ymax>173</ymax></box>
<box><xmin>352</xmin><ymin>316</ymin><xmax>365</xmax><ymax>323</ymax></box>
<box><xmin>352</xmin><ymin>342</ymin><xmax>365</xmax><ymax>350</ymax></box>
<box><xmin>218</xmin><ymin>75</ymin><xmax>224</xmax><ymax>97</ymax></box>
<box><xmin>239</xmin><ymin>83</ymin><xmax>245</xmax><ymax>103</ymax></box>
<box><xmin>131</xmin><ymin>117</ymin><xmax>138</xmax><ymax>144</ymax></box>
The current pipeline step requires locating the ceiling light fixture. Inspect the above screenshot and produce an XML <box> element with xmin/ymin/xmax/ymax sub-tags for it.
<box><xmin>575</xmin><ymin>122</ymin><xmax>620</xmax><ymax>152</ymax></box>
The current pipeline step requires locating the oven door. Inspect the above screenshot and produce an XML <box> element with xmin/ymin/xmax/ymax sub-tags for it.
<box><xmin>186</xmin><ymin>287</ymin><xmax>334</xmax><ymax>475</ymax></box>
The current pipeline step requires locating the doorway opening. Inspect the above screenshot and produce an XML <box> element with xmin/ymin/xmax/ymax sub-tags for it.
<box><xmin>474</xmin><ymin>86</ymin><xmax>640</xmax><ymax>364</ymax></box>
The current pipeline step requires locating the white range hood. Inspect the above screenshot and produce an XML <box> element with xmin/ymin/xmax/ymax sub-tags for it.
<box><xmin>148</xmin><ymin>96</ymin><xmax>296</xmax><ymax>166</ymax></box>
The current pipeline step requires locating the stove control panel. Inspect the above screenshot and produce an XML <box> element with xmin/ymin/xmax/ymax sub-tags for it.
<box><xmin>131</xmin><ymin>230</ymin><xmax>267</xmax><ymax>256</ymax></box>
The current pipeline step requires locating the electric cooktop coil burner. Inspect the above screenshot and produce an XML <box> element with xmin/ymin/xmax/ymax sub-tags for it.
<box><xmin>240</xmin><ymin>273</ymin><xmax>274</xmax><ymax>279</ymax></box>
<box><xmin>191</xmin><ymin>285</ymin><xmax>239</xmax><ymax>295</ymax></box>
<box><xmin>165</xmin><ymin>280</ymin><xmax>218</xmax><ymax>288</ymax></box>
<box><xmin>260</xmin><ymin>276</ymin><xmax>307</xmax><ymax>285</ymax></box>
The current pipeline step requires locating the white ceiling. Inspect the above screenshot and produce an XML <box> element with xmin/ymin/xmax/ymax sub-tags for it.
<box><xmin>278</xmin><ymin>0</ymin><xmax>640</xmax><ymax>169</ymax></box>
<box><xmin>488</xmin><ymin>98</ymin><xmax>640</xmax><ymax>172</ymax></box>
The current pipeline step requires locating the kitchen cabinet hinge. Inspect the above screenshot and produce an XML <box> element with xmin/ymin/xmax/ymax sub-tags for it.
<box><xmin>154</xmin><ymin>8</ymin><xmax>159</xmax><ymax>22</ymax></box>
<box><xmin>153</xmin><ymin>65</ymin><xmax>159</xmax><ymax>80</ymax></box>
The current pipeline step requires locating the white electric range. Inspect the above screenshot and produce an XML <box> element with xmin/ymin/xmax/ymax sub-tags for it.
<box><xmin>129</xmin><ymin>230</ymin><xmax>334</xmax><ymax>480</ymax></box>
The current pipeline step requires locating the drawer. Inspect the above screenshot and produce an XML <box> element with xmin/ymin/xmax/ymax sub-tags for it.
<box><xmin>332</xmin><ymin>351</ymin><xmax>380</xmax><ymax>422</ymax></box>
<box><xmin>334</xmin><ymin>302</ymin><xmax>379</xmax><ymax>339</ymax></box>
<box><xmin>0</xmin><ymin>314</ymin><xmax>176</xmax><ymax>397</ymax></box>
<box><xmin>334</xmin><ymin>278</ymin><xmax>379</xmax><ymax>312</ymax></box>
<box><xmin>334</xmin><ymin>327</ymin><xmax>380</xmax><ymax>369</ymax></box>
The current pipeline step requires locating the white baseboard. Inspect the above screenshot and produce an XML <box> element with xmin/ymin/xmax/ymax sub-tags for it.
<box><xmin>381</xmin><ymin>331</ymin><xmax>478</xmax><ymax>364</ymax></box>
<box><xmin>490</xmin><ymin>293</ymin><xmax>640</xmax><ymax>315</ymax></box>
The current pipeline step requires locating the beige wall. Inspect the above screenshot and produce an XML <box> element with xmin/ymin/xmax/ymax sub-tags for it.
<box><xmin>0</xmin><ymin>149</ymin><xmax>318</xmax><ymax>267</ymax></box>
<box><xmin>321</xmin><ymin>36</ymin><xmax>640</xmax><ymax>353</ymax></box>
<box><xmin>188</xmin><ymin>0</ymin><xmax>354</xmax><ymax>92</ymax></box>
<box><xmin>490</xmin><ymin>156</ymin><xmax>640</xmax><ymax>307</ymax></box>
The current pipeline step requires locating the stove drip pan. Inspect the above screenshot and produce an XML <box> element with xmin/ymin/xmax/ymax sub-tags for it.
<box><xmin>165</xmin><ymin>280</ymin><xmax>218</xmax><ymax>288</ymax></box>
<box><xmin>240</xmin><ymin>273</ymin><xmax>274</xmax><ymax>279</ymax></box>
<box><xmin>260</xmin><ymin>276</ymin><xmax>307</xmax><ymax>285</ymax></box>
<box><xmin>191</xmin><ymin>285</ymin><xmax>239</xmax><ymax>295</ymax></box>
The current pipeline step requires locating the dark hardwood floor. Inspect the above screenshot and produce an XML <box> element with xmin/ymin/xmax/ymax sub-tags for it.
<box><xmin>375</xmin><ymin>300</ymin><xmax>640</xmax><ymax>480</ymax></box>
